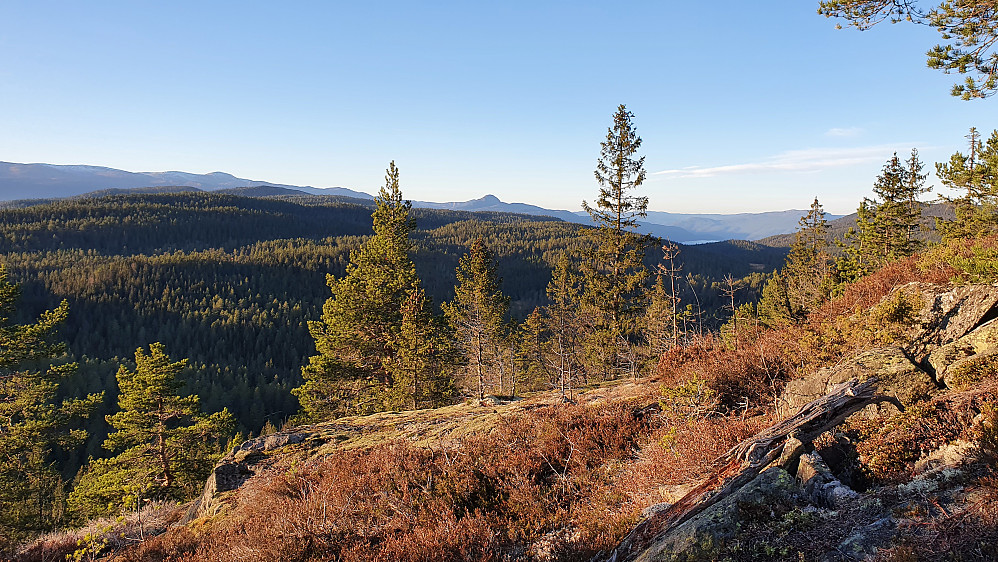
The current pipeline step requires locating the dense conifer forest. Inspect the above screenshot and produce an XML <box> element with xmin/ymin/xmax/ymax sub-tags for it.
<box><xmin>0</xmin><ymin>189</ymin><xmax>786</xmax><ymax>479</ymax></box>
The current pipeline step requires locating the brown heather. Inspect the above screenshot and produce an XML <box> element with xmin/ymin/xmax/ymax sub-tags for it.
<box><xmin>27</xmin><ymin>240</ymin><xmax>998</xmax><ymax>562</ymax></box>
<box><xmin>78</xmin><ymin>390</ymin><xmax>767</xmax><ymax>562</ymax></box>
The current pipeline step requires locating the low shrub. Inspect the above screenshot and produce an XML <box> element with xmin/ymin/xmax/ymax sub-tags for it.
<box><xmin>848</xmin><ymin>384</ymin><xmax>998</xmax><ymax>484</ymax></box>
<box><xmin>117</xmin><ymin>399</ymin><xmax>666</xmax><ymax>562</ymax></box>
<box><xmin>918</xmin><ymin>233</ymin><xmax>998</xmax><ymax>283</ymax></box>
<box><xmin>15</xmin><ymin>501</ymin><xmax>184</xmax><ymax>562</ymax></box>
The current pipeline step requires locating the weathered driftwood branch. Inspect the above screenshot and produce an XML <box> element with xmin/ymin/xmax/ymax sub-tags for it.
<box><xmin>600</xmin><ymin>378</ymin><xmax>897</xmax><ymax>562</ymax></box>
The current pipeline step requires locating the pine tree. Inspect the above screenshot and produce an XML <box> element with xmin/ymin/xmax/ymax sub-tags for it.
<box><xmin>383</xmin><ymin>288</ymin><xmax>457</xmax><ymax>410</ymax></box>
<box><xmin>643</xmin><ymin>243</ymin><xmax>683</xmax><ymax>361</ymax></box>
<box><xmin>515</xmin><ymin>307</ymin><xmax>551</xmax><ymax>393</ymax></box>
<box><xmin>819</xmin><ymin>0</ymin><xmax>998</xmax><ymax>99</ymax></box>
<box><xmin>295</xmin><ymin>161</ymin><xmax>423</xmax><ymax>420</ymax></box>
<box><xmin>69</xmin><ymin>343</ymin><xmax>234</xmax><ymax>519</ymax></box>
<box><xmin>759</xmin><ymin>199</ymin><xmax>833</xmax><ymax>327</ymax></box>
<box><xmin>720</xmin><ymin>275</ymin><xmax>741</xmax><ymax>350</ymax></box>
<box><xmin>545</xmin><ymin>254</ymin><xmax>585</xmax><ymax>399</ymax></box>
<box><xmin>580</xmin><ymin>104</ymin><xmax>651</xmax><ymax>378</ymax></box>
<box><xmin>0</xmin><ymin>266</ymin><xmax>101</xmax><ymax>546</ymax></box>
<box><xmin>937</xmin><ymin>128</ymin><xmax>998</xmax><ymax>239</ymax></box>
<box><xmin>903</xmin><ymin>149</ymin><xmax>931</xmax><ymax>246</ymax></box>
<box><xmin>757</xmin><ymin>270</ymin><xmax>794</xmax><ymax>328</ymax></box>
<box><xmin>442</xmin><ymin>238</ymin><xmax>509</xmax><ymax>400</ymax></box>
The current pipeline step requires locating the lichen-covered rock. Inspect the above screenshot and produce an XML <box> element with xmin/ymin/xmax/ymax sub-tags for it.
<box><xmin>911</xmin><ymin>439</ymin><xmax>980</xmax><ymax>476</ymax></box>
<box><xmin>797</xmin><ymin>452</ymin><xmax>857</xmax><ymax>509</ymax></box>
<box><xmin>943</xmin><ymin>349</ymin><xmax>998</xmax><ymax>389</ymax></box>
<box><xmin>927</xmin><ymin>339</ymin><xmax>977</xmax><ymax>382</ymax></box>
<box><xmin>528</xmin><ymin>527</ymin><xmax>581</xmax><ymax>562</ymax></box>
<box><xmin>929</xmin><ymin>318</ymin><xmax>998</xmax><ymax>388</ymax></box>
<box><xmin>781</xmin><ymin>347</ymin><xmax>935</xmax><ymax>413</ymax></box>
<box><xmin>826</xmin><ymin>517</ymin><xmax>896</xmax><ymax>562</ymax></box>
<box><xmin>632</xmin><ymin>468</ymin><xmax>797</xmax><ymax>562</ymax></box>
<box><xmin>907</xmin><ymin>282</ymin><xmax>998</xmax><ymax>357</ymax></box>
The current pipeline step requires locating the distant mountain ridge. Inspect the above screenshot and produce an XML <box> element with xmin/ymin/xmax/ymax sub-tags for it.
<box><xmin>0</xmin><ymin>161</ymin><xmax>372</xmax><ymax>201</ymax></box>
<box><xmin>0</xmin><ymin>161</ymin><xmax>836</xmax><ymax>242</ymax></box>
<box><xmin>412</xmin><ymin>196</ymin><xmax>842</xmax><ymax>242</ymax></box>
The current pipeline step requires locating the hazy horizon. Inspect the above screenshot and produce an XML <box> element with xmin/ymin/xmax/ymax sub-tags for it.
<box><xmin>2</xmin><ymin>1</ymin><xmax>993</xmax><ymax>215</ymax></box>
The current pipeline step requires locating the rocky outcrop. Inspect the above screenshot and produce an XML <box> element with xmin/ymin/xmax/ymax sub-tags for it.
<box><xmin>907</xmin><ymin>282</ymin><xmax>998</xmax><ymax>357</ymax></box>
<box><xmin>182</xmin><ymin>382</ymin><xmax>657</xmax><ymax>526</ymax></box>
<box><xmin>601</xmin><ymin>379</ymin><xmax>886</xmax><ymax>562</ymax></box>
<box><xmin>181</xmin><ymin>429</ymin><xmax>318</xmax><ymax>523</ymax></box>
<box><xmin>780</xmin><ymin>346</ymin><xmax>933</xmax><ymax>413</ymax></box>
<box><xmin>629</xmin><ymin>468</ymin><xmax>798</xmax><ymax>562</ymax></box>
<box><xmin>602</xmin><ymin>283</ymin><xmax>998</xmax><ymax>562</ymax></box>
<box><xmin>928</xmin><ymin>317</ymin><xmax>998</xmax><ymax>389</ymax></box>
<box><xmin>783</xmin><ymin>283</ymin><xmax>998</xmax><ymax>412</ymax></box>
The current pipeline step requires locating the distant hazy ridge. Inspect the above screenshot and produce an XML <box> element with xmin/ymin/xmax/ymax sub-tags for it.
<box><xmin>0</xmin><ymin>161</ymin><xmax>841</xmax><ymax>242</ymax></box>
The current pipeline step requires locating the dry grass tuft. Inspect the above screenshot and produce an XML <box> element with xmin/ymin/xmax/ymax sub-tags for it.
<box><xmin>16</xmin><ymin>501</ymin><xmax>185</xmax><ymax>562</ymax></box>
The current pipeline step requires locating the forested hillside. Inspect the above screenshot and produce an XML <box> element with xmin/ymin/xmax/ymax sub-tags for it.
<box><xmin>0</xmin><ymin>190</ymin><xmax>785</xmax><ymax>474</ymax></box>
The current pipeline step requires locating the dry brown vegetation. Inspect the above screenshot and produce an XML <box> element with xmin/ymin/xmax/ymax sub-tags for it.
<box><xmin>25</xmin><ymin>239</ymin><xmax>998</xmax><ymax>562</ymax></box>
<box><xmin>25</xmin><ymin>388</ymin><xmax>762</xmax><ymax>562</ymax></box>
<box><xmin>16</xmin><ymin>502</ymin><xmax>186</xmax><ymax>562</ymax></box>
<box><xmin>656</xmin><ymin>254</ymin><xmax>959</xmax><ymax>423</ymax></box>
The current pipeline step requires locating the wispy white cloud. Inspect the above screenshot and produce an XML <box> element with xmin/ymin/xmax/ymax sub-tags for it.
<box><xmin>653</xmin><ymin>144</ymin><xmax>912</xmax><ymax>179</ymax></box>
<box><xmin>825</xmin><ymin>126</ymin><xmax>864</xmax><ymax>138</ymax></box>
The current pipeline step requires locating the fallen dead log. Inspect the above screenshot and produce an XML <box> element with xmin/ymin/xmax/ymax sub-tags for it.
<box><xmin>600</xmin><ymin>378</ymin><xmax>898</xmax><ymax>562</ymax></box>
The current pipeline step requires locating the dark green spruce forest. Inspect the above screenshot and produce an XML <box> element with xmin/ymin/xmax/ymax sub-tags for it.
<box><xmin>0</xmin><ymin>187</ymin><xmax>786</xmax><ymax>476</ymax></box>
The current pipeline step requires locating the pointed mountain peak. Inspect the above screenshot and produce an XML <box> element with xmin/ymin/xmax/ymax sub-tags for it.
<box><xmin>475</xmin><ymin>194</ymin><xmax>502</xmax><ymax>204</ymax></box>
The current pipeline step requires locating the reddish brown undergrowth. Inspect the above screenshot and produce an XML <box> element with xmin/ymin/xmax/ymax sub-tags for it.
<box><xmin>655</xmin><ymin>329</ymin><xmax>805</xmax><ymax>416</ymax></box>
<box><xmin>113</xmin><ymin>399</ymin><xmax>676</xmax><ymax>562</ymax></box>
<box><xmin>845</xmin><ymin>381</ymin><xmax>998</xmax><ymax>484</ymax></box>
<box><xmin>656</xmin><ymin>255</ymin><xmax>957</xmax><ymax>420</ymax></box>
<box><xmin>614</xmin><ymin>415</ymin><xmax>769</xmax><ymax>510</ymax></box>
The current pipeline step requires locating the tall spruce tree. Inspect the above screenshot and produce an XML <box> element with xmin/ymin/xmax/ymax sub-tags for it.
<box><xmin>759</xmin><ymin>198</ymin><xmax>832</xmax><ymax>326</ymax></box>
<box><xmin>515</xmin><ymin>307</ymin><xmax>552</xmax><ymax>393</ymax></box>
<box><xmin>580</xmin><ymin>104</ymin><xmax>651</xmax><ymax>378</ymax></box>
<box><xmin>69</xmin><ymin>343</ymin><xmax>234</xmax><ymax>519</ymax></box>
<box><xmin>442</xmin><ymin>238</ymin><xmax>509</xmax><ymax>400</ymax></box>
<box><xmin>837</xmin><ymin>150</ymin><xmax>929</xmax><ymax>282</ymax></box>
<box><xmin>295</xmin><ymin>161</ymin><xmax>432</xmax><ymax>420</ymax></box>
<box><xmin>0</xmin><ymin>266</ymin><xmax>100</xmax><ymax>546</ymax></box>
<box><xmin>937</xmin><ymin>128</ymin><xmax>998</xmax><ymax>239</ymax></box>
<box><xmin>784</xmin><ymin>198</ymin><xmax>832</xmax><ymax>316</ymax></box>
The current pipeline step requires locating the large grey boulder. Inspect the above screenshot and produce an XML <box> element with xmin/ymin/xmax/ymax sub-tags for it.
<box><xmin>906</xmin><ymin>282</ymin><xmax>998</xmax><ymax>357</ymax></box>
<box><xmin>780</xmin><ymin>347</ymin><xmax>935</xmax><ymax>413</ymax></box>
<box><xmin>631</xmin><ymin>468</ymin><xmax>797</xmax><ymax>562</ymax></box>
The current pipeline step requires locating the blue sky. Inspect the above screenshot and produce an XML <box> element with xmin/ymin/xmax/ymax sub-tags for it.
<box><xmin>1</xmin><ymin>1</ymin><xmax>995</xmax><ymax>214</ymax></box>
